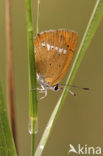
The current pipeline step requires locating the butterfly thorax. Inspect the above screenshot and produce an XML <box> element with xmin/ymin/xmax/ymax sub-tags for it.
<box><xmin>37</xmin><ymin>73</ymin><xmax>60</xmax><ymax>92</ymax></box>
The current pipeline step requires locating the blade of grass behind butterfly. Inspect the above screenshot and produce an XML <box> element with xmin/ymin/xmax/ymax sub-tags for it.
<box><xmin>35</xmin><ymin>0</ymin><xmax>103</xmax><ymax>155</ymax></box>
<box><xmin>26</xmin><ymin>0</ymin><xmax>39</xmax><ymax>155</ymax></box>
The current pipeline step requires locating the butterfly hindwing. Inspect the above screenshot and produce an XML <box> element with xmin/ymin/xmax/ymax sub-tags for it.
<box><xmin>34</xmin><ymin>29</ymin><xmax>78</xmax><ymax>86</ymax></box>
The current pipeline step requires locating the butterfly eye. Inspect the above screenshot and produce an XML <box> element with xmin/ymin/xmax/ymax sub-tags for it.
<box><xmin>54</xmin><ymin>84</ymin><xmax>59</xmax><ymax>91</ymax></box>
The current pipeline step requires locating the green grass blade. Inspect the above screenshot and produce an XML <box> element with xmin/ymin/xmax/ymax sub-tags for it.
<box><xmin>35</xmin><ymin>0</ymin><xmax>103</xmax><ymax>155</ymax></box>
<box><xmin>0</xmin><ymin>80</ymin><xmax>17</xmax><ymax>156</ymax></box>
<box><xmin>26</xmin><ymin>0</ymin><xmax>38</xmax><ymax>155</ymax></box>
<box><xmin>26</xmin><ymin>0</ymin><xmax>37</xmax><ymax>121</ymax></box>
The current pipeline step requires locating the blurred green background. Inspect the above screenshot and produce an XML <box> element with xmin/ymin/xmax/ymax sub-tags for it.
<box><xmin>0</xmin><ymin>0</ymin><xmax>103</xmax><ymax>156</ymax></box>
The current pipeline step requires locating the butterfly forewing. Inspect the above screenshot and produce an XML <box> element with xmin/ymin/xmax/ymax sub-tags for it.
<box><xmin>34</xmin><ymin>29</ymin><xmax>78</xmax><ymax>86</ymax></box>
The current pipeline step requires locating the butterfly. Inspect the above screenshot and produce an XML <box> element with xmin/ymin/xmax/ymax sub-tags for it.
<box><xmin>34</xmin><ymin>29</ymin><xmax>78</xmax><ymax>99</ymax></box>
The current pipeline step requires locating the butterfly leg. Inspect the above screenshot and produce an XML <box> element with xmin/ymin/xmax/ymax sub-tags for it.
<box><xmin>36</xmin><ymin>84</ymin><xmax>48</xmax><ymax>100</ymax></box>
<box><xmin>30</xmin><ymin>85</ymin><xmax>48</xmax><ymax>100</ymax></box>
<box><xmin>39</xmin><ymin>88</ymin><xmax>47</xmax><ymax>100</ymax></box>
<box><xmin>31</xmin><ymin>84</ymin><xmax>45</xmax><ymax>91</ymax></box>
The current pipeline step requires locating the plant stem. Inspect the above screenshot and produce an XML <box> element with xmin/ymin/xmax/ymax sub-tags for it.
<box><xmin>6</xmin><ymin>0</ymin><xmax>18</xmax><ymax>153</ymax></box>
<box><xmin>35</xmin><ymin>0</ymin><xmax>103</xmax><ymax>155</ymax></box>
<box><xmin>26</xmin><ymin>0</ymin><xmax>38</xmax><ymax>155</ymax></box>
<box><xmin>31</xmin><ymin>120</ymin><xmax>35</xmax><ymax>156</ymax></box>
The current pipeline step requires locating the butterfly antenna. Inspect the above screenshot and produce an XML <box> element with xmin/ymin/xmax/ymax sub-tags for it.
<box><xmin>60</xmin><ymin>84</ymin><xmax>90</xmax><ymax>91</ymax></box>
<box><xmin>70</xmin><ymin>85</ymin><xmax>90</xmax><ymax>90</ymax></box>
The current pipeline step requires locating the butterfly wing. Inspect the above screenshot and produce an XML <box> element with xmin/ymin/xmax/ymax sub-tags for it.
<box><xmin>34</xmin><ymin>29</ymin><xmax>78</xmax><ymax>86</ymax></box>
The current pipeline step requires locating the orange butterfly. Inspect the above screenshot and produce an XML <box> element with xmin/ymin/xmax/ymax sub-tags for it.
<box><xmin>34</xmin><ymin>29</ymin><xmax>78</xmax><ymax>99</ymax></box>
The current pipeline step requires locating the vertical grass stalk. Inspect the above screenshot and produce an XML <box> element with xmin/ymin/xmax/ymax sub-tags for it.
<box><xmin>35</xmin><ymin>0</ymin><xmax>103</xmax><ymax>155</ymax></box>
<box><xmin>6</xmin><ymin>0</ymin><xmax>18</xmax><ymax>152</ymax></box>
<box><xmin>26</xmin><ymin>0</ymin><xmax>38</xmax><ymax>155</ymax></box>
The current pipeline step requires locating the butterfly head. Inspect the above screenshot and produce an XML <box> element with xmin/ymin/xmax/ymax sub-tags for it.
<box><xmin>37</xmin><ymin>73</ymin><xmax>60</xmax><ymax>92</ymax></box>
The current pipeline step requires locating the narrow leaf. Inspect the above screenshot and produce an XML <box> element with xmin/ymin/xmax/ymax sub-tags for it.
<box><xmin>0</xmin><ymin>81</ymin><xmax>17</xmax><ymax>155</ymax></box>
<box><xmin>35</xmin><ymin>0</ymin><xmax>103</xmax><ymax>155</ymax></box>
<box><xmin>6</xmin><ymin>0</ymin><xmax>18</xmax><ymax>151</ymax></box>
<box><xmin>26</xmin><ymin>0</ymin><xmax>38</xmax><ymax>155</ymax></box>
